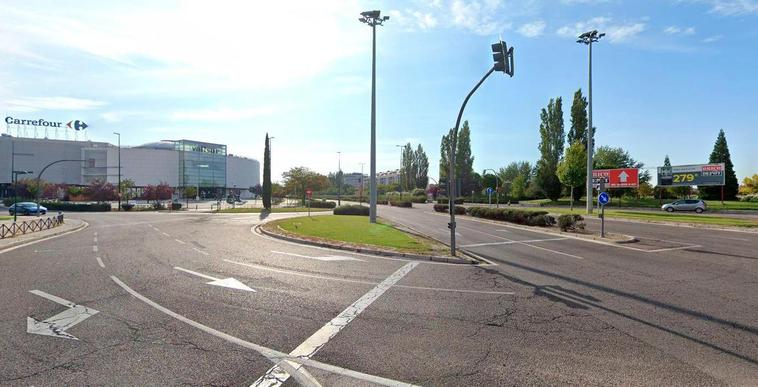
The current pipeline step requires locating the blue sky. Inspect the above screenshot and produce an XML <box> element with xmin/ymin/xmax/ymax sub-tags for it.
<box><xmin>1</xmin><ymin>0</ymin><xmax>756</xmax><ymax>183</ymax></box>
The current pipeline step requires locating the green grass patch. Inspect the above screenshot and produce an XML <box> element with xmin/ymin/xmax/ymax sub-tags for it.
<box><xmin>523</xmin><ymin>206</ymin><xmax>757</xmax><ymax>227</ymax></box>
<box><xmin>0</xmin><ymin>215</ymin><xmax>12</xmax><ymax>221</ymax></box>
<box><xmin>520</xmin><ymin>197</ymin><xmax>758</xmax><ymax>211</ymax></box>
<box><xmin>218</xmin><ymin>207</ymin><xmax>332</xmax><ymax>214</ymax></box>
<box><xmin>270</xmin><ymin>215</ymin><xmax>443</xmax><ymax>254</ymax></box>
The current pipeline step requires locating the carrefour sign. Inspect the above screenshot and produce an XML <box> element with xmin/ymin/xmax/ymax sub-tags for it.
<box><xmin>5</xmin><ymin>116</ymin><xmax>88</xmax><ymax>130</ymax></box>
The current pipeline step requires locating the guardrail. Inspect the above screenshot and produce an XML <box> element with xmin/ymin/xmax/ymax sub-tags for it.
<box><xmin>0</xmin><ymin>213</ymin><xmax>64</xmax><ymax>239</ymax></box>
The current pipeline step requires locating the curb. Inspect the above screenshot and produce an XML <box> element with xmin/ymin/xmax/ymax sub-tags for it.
<box><xmin>0</xmin><ymin>220</ymin><xmax>89</xmax><ymax>253</ymax></box>
<box><xmin>576</xmin><ymin>214</ymin><xmax>758</xmax><ymax>234</ymax></box>
<box><xmin>256</xmin><ymin>224</ymin><xmax>475</xmax><ymax>265</ymax></box>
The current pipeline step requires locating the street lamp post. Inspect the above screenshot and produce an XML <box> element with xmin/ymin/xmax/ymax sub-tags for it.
<box><xmin>337</xmin><ymin>151</ymin><xmax>342</xmax><ymax>206</ymax></box>
<box><xmin>577</xmin><ymin>30</ymin><xmax>604</xmax><ymax>214</ymax></box>
<box><xmin>113</xmin><ymin>132</ymin><xmax>121</xmax><ymax>211</ymax></box>
<box><xmin>359</xmin><ymin>10</ymin><xmax>389</xmax><ymax>224</ymax></box>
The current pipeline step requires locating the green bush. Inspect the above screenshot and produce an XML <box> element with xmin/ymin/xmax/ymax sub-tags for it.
<box><xmin>558</xmin><ymin>214</ymin><xmax>585</xmax><ymax>231</ymax></box>
<box><xmin>333</xmin><ymin>205</ymin><xmax>369</xmax><ymax>216</ymax></box>
<box><xmin>466</xmin><ymin>206</ymin><xmax>554</xmax><ymax>227</ymax></box>
<box><xmin>171</xmin><ymin>202</ymin><xmax>182</xmax><ymax>210</ymax></box>
<box><xmin>390</xmin><ymin>200</ymin><xmax>412</xmax><ymax>208</ymax></box>
<box><xmin>437</xmin><ymin>197</ymin><xmax>464</xmax><ymax>205</ymax></box>
<box><xmin>152</xmin><ymin>202</ymin><xmax>166</xmax><ymax>210</ymax></box>
<box><xmin>308</xmin><ymin>199</ymin><xmax>337</xmax><ymax>208</ymax></box>
<box><xmin>121</xmin><ymin>203</ymin><xmax>135</xmax><ymax>211</ymax></box>
<box><xmin>410</xmin><ymin>195</ymin><xmax>427</xmax><ymax>203</ymax></box>
<box><xmin>434</xmin><ymin>204</ymin><xmax>466</xmax><ymax>214</ymax></box>
<box><xmin>40</xmin><ymin>201</ymin><xmax>111</xmax><ymax>212</ymax></box>
<box><xmin>739</xmin><ymin>194</ymin><xmax>758</xmax><ymax>202</ymax></box>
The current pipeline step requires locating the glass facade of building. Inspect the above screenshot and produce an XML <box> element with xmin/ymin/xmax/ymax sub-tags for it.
<box><xmin>176</xmin><ymin>140</ymin><xmax>227</xmax><ymax>191</ymax></box>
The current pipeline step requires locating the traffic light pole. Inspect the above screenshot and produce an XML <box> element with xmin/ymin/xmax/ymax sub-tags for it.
<box><xmin>448</xmin><ymin>66</ymin><xmax>496</xmax><ymax>257</ymax></box>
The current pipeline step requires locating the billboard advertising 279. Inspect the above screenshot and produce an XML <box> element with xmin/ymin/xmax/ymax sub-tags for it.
<box><xmin>657</xmin><ymin>163</ymin><xmax>725</xmax><ymax>187</ymax></box>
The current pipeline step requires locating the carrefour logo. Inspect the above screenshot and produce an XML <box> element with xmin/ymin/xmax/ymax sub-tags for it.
<box><xmin>5</xmin><ymin>116</ymin><xmax>89</xmax><ymax>130</ymax></box>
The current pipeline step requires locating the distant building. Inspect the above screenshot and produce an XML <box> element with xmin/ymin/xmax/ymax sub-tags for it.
<box><xmin>377</xmin><ymin>170</ymin><xmax>401</xmax><ymax>186</ymax></box>
<box><xmin>343</xmin><ymin>172</ymin><xmax>367</xmax><ymax>189</ymax></box>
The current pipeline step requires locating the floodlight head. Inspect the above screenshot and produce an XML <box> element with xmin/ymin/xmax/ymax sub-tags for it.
<box><xmin>598</xmin><ymin>33</ymin><xmax>606</xmax><ymax>38</ymax></box>
<box><xmin>383</xmin><ymin>16</ymin><xmax>390</xmax><ymax>21</ymax></box>
<box><xmin>361</xmin><ymin>10</ymin><xmax>380</xmax><ymax>19</ymax></box>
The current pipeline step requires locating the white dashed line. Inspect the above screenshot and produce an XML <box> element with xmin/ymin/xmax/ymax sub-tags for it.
<box><xmin>252</xmin><ymin>262</ymin><xmax>419</xmax><ymax>387</ymax></box>
<box><xmin>92</xmin><ymin>245</ymin><xmax>98</xmax><ymax>253</ymax></box>
<box><xmin>193</xmin><ymin>247</ymin><xmax>210</xmax><ymax>256</ymax></box>
<box><xmin>460</xmin><ymin>237</ymin><xmax>568</xmax><ymax>248</ymax></box>
<box><xmin>96</xmin><ymin>257</ymin><xmax>105</xmax><ymax>268</ymax></box>
<box><xmin>162</xmin><ymin>232</ymin><xmax>170</xmax><ymax>237</ymax></box>
<box><xmin>93</xmin><ymin>236</ymin><xmax>97</xmax><ymax>243</ymax></box>
<box><xmin>174</xmin><ymin>239</ymin><xmax>186</xmax><ymax>244</ymax></box>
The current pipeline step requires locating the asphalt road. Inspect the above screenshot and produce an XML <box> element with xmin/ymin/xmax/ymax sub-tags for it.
<box><xmin>0</xmin><ymin>207</ymin><xmax>756</xmax><ymax>386</ymax></box>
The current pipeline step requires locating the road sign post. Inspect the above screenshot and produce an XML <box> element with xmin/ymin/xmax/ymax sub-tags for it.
<box><xmin>486</xmin><ymin>187</ymin><xmax>494</xmax><ymax>208</ymax></box>
<box><xmin>598</xmin><ymin>191</ymin><xmax>609</xmax><ymax>237</ymax></box>
<box><xmin>306</xmin><ymin>189</ymin><xmax>313</xmax><ymax>217</ymax></box>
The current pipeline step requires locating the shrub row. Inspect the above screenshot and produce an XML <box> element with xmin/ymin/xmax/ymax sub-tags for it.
<box><xmin>467</xmin><ymin>207</ymin><xmax>555</xmax><ymax>226</ymax></box>
<box><xmin>333</xmin><ymin>205</ymin><xmax>369</xmax><ymax>216</ymax></box>
<box><xmin>41</xmin><ymin>201</ymin><xmax>112</xmax><ymax>212</ymax></box>
<box><xmin>437</xmin><ymin>197</ymin><xmax>464</xmax><ymax>205</ymax></box>
<box><xmin>433</xmin><ymin>204</ymin><xmax>466</xmax><ymax>214</ymax></box>
<box><xmin>389</xmin><ymin>200</ymin><xmax>412</xmax><ymax>208</ymax></box>
<box><xmin>410</xmin><ymin>195</ymin><xmax>427</xmax><ymax>203</ymax></box>
<box><xmin>739</xmin><ymin>194</ymin><xmax>758</xmax><ymax>202</ymax></box>
<box><xmin>308</xmin><ymin>199</ymin><xmax>337</xmax><ymax>208</ymax></box>
<box><xmin>558</xmin><ymin>214</ymin><xmax>585</xmax><ymax>231</ymax></box>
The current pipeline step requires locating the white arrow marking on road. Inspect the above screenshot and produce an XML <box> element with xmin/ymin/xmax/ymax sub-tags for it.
<box><xmin>619</xmin><ymin>170</ymin><xmax>629</xmax><ymax>183</ymax></box>
<box><xmin>174</xmin><ymin>266</ymin><xmax>255</xmax><ymax>292</ymax></box>
<box><xmin>27</xmin><ymin>290</ymin><xmax>99</xmax><ymax>340</ymax></box>
<box><xmin>271</xmin><ymin>250</ymin><xmax>364</xmax><ymax>262</ymax></box>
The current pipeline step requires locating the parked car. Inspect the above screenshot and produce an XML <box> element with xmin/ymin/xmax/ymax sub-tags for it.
<box><xmin>8</xmin><ymin>202</ymin><xmax>47</xmax><ymax>215</ymax></box>
<box><xmin>661</xmin><ymin>199</ymin><xmax>707</xmax><ymax>213</ymax></box>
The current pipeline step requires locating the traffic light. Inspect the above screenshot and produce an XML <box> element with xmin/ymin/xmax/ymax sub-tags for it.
<box><xmin>491</xmin><ymin>40</ymin><xmax>514</xmax><ymax>77</ymax></box>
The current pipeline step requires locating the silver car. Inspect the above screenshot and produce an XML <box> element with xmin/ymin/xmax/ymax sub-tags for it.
<box><xmin>661</xmin><ymin>199</ymin><xmax>707</xmax><ymax>213</ymax></box>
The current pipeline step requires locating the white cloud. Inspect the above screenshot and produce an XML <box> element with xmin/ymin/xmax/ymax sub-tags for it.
<box><xmin>517</xmin><ymin>20</ymin><xmax>546</xmax><ymax>37</ymax></box>
<box><xmin>450</xmin><ymin>0</ymin><xmax>510</xmax><ymax>35</ymax></box>
<box><xmin>4</xmin><ymin>97</ymin><xmax>106</xmax><ymax>113</ymax></box>
<box><xmin>702</xmin><ymin>34</ymin><xmax>723</xmax><ymax>43</ymax></box>
<box><xmin>704</xmin><ymin>0</ymin><xmax>758</xmax><ymax>15</ymax></box>
<box><xmin>557</xmin><ymin>17</ymin><xmax>645</xmax><ymax>43</ymax></box>
<box><xmin>664</xmin><ymin>25</ymin><xmax>696</xmax><ymax>35</ymax></box>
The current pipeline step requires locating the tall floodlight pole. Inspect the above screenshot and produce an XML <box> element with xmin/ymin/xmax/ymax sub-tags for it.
<box><xmin>113</xmin><ymin>132</ymin><xmax>121</xmax><ymax>211</ymax></box>
<box><xmin>447</xmin><ymin>40</ymin><xmax>514</xmax><ymax>256</ymax></box>
<box><xmin>337</xmin><ymin>151</ymin><xmax>342</xmax><ymax>206</ymax></box>
<box><xmin>359</xmin><ymin>10</ymin><xmax>389</xmax><ymax>223</ymax></box>
<box><xmin>577</xmin><ymin>30</ymin><xmax>604</xmax><ymax>214</ymax></box>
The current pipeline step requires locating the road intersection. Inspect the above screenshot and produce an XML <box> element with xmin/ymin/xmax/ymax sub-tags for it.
<box><xmin>0</xmin><ymin>206</ymin><xmax>756</xmax><ymax>385</ymax></box>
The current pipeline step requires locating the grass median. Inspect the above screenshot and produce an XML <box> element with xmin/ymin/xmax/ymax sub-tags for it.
<box><xmin>266</xmin><ymin>215</ymin><xmax>447</xmax><ymax>255</ymax></box>
<box><xmin>519</xmin><ymin>206</ymin><xmax>757</xmax><ymax>228</ymax></box>
<box><xmin>218</xmin><ymin>207</ymin><xmax>332</xmax><ymax>214</ymax></box>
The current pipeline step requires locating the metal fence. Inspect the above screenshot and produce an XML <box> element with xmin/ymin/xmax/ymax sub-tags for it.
<box><xmin>0</xmin><ymin>214</ymin><xmax>65</xmax><ymax>239</ymax></box>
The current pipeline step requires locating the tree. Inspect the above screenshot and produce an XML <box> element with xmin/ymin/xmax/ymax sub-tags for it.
<box><xmin>638</xmin><ymin>181</ymin><xmax>654</xmax><ymax>197</ymax></box>
<box><xmin>119</xmin><ymin>178</ymin><xmax>135</xmax><ymax>200</ymax></box>
<box><xmin>456</xmin><ymin>121</ymin><xmax>475</xmax><ymax>195</ymax></box>
<box><xmin>663</xmin><ymin>155</ymin><xmax>689</xmax><ymax>198</ymax></box>
<box><xmin>557</xmin><ymin>141</ymin><xmax>587</xmax><ymax>210</ymax></box>
<box><xmin>739</xmin><ymin>174</ymin><xmax>758</xmax><ymax>195</ymax></box>
<box><xmin>85</xmin><ymin>179</ymin><xmax>117</xmax><ymax>201</ymax></box>
<box><xmin>142</xmin><ymin>182</ymin><xmax>173</xmax><ymax>202</ymax></box>
<box><xmin>263</xmin><ymin>133</ymin><xmax>272</xmax><ymax>210</ymax></box>
<box><xmin>249</xmin><ymin>184</ymin><xmax>263</xmax><ymax>197</ymax></box>
<box><xmin>415</xmin><ymin>144</ymin><xmax>429</xmax><ymax>189</ymax></box>
<box><xmin>439</xmin><ymin>129</ymin><xmax>452</xmax><ymax>196</ymax></box>
<box><xmin>282</xmin><ymin>167</ymin><xmax>329</xmax><ymax>205</ymax></box>
<box><xmin>663</xmin><ymin>155</ymin><xmax>671</xmax><ymax>167</ymax></box>
<box><xmin>400</xmin><ymin>143</ymin><xmax>416</xmax><ymax>191</ymax></box>
<box><xmin>701</xmin><ymin>129</ymin><xmax>739</xmax><ymax>200</ymax></box>
<box><xmin>510</xmin><ymin>175</ymin><xmax>527</xmax><ymax>200</ymax></box>
<box><xmin>535</xmin><ymin>97</ymin><xmax>565</xmax><ymax>201</ymax></box>
<box><xmin>567</xmin><ymin>89</ymin><xmax>592</xmax><ymax>150</ymax></box>
<box><xmin>183</xmin><ymin>186</ymin><xmax>197</xmax><ymax>199</ymax></box>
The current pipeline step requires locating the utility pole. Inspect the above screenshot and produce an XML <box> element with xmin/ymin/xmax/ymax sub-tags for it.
<box><xmin>447</xmin><ymin>40</ymin><xmax>514</xmax><ymax>256</ymax></box>
<box><xmin>337</xmin><ymin>151</ymin><xmax>342</xmax><ymax>206</ymax></box>
<box><xmin>114</xmin><ymin>132</ymin><xmax>121</xmax><ymax>210</ymax></box>
<box><xmin>577</xmin><ymin>30</ymin><xmax>604</xmax><ymax>214</ymax></box>
<box><xmin>359</xmin><ymin>10</ymin><xmax>389</xmax><ymax>223</ymax></box>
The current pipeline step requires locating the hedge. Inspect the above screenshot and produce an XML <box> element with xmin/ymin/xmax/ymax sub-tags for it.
<box><xmin>433</xmin><ymin>204</ymin><xmax>466</xmax><ymax>214</ymax></box>
<box><xmin>466</xmin><ymin>206</ymin><xmax>554</xmax><ymax>227</ymax></box>
<box><xmin>410</xmin><ymin>195</ymin><xmax>427</xmax><ymax>203</ymax></box>
<box><xmin>41</xmin><ymin>201</ymin><xmax>112</xmax><ymax>212</ymax></box>
<box><xmin>333</xmin><ymin>205</ymin><xmax>369</xmax><ymax>216</ymax></box>
<box><xmin>437</xmin><ymin>197</ymin><xmax>464</xmax><ymax>205</ymax></box>
<box><xmin>558</xmin><ymin>214</ymin><xmax>585</xmax><ymax>231</ymax></box>
<box><xmin>308</xmin><ymin>199</ymin><xmax>337</xmax><ymax>208</ymax></box>
<box><xmin>389</xmin><ymin>200</ymin><xmax>412</xmax><ymax>208</ymax></box>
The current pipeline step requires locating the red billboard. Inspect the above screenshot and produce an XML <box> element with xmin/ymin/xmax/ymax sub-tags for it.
<box><xmin>592</xmin><ymin>168</ymin><xmax>639</xmax><ymax>188</ymax></box>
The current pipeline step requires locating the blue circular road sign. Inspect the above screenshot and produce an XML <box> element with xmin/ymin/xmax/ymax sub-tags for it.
<box><xmin>598</xmin><ymin>191</ymin><xmax>610</xmax><ymax>205</ymax></box>
<box><xmin>486</xmin><ymin>187</ymin><xmax>494</xmax><ymax>194</ymax></box>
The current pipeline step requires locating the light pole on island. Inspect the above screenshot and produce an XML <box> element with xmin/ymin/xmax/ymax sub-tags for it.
<box><xmin>577</xmin><ymin>30</ymin><xmax>604</xmax><ymax>214</ymax></box>
<box><xmin>113</xmin><ymin>132</ymin><xmax>121</xmax><ymax>211</ymax></box>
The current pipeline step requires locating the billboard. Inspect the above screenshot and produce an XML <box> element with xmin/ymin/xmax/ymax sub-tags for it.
<box><xmin>657</xmin><ymin>163</ymin><xmax>725</xmax><ymax>187</ymax></box>
<box><xmin>592</xmin><ymin>168</ymin><xmax>639</xmax><ymax>188</ymax></box>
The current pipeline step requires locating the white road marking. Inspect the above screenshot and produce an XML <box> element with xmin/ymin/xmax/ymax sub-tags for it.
<box><xmin>460</xmin><ymin>237</ymin><xmax>568</xmax><ymax>248</ymax></box>
<box><xmin>174</xmin><ymin>239</ymin><xmax>186</xmax><ymax>244</ymax></box>
<box><xmin>27</xmin><ymin>290</ymin><xmax>99</xmax><ymax>340</ymax></box>
<box><xmin>271</xmin><ymin>250</ymin><xmax>364</xmax><ymax>262</ymax></box>
<box><xmin>92</xmin><ymin>245</ymin><xmax>98</xmax><ymax>253</ymax></box>
<box><xmin>162</xmin><ymin>232</ymin><xmax>170</xmax><ymax>237</ymax></box>
<box><xmin>193</xmin><ymin>247</ymin><xmax>210</xmax><ymax>256</ymax></box>
<box><xmin>174</xmin><ymin>266</ymin><xmax>255</xmax><ymax>292</ymax></box>
<box><xmin>0</xmin><ymin>221</ymin><xmax>89</xmax><ymax>255</ymax></box>
<box><xmin>109</xmin><ymin>275</ymin><xmax>418</xmax><ymax>387</ymax></box>
<box><xmin>458</xmin><ymin>225</ymin><xmax>585</xmax><ymax>260</ymax></box>
<box><xmin>252</xmin><ymin>262</ymin><xmax>419</xmax><ymax>387</ymax></box>
<box><xmin>93</xmin><ymin>236</ymin><xmax>97</xmax><ymax>243</ymax></box>
<box><xmin>153</xmin><ymin>226</ymin><xmax>161</xmax><ymax>231</ymax></box>
<box><xmin>440</xmin><ymin>228</ymin><xmax>462</xmax><ymax>237</ymax></box>
<box><xmin>224</xmin><ymin>260</ymin><xmax>510</xmax><ymax>294</ymax></box>
<box><xmin>646</xmin><ymin>245</ymin><xmax>702</xmax><ymax>253</ymax></box>
<box><xmin>96</xmin><ymin>257</ymin><xmax>105</xmax><ymax>268</ymax></box>
<box><xmin>94</xmin><ymin>232</ymin><xmax>98</xmax><ymax>237</ymax></box>
<box><xmin>496</xmin><ymin>229</ymin><xmax>511</xmax><ymax>233</ymax></box>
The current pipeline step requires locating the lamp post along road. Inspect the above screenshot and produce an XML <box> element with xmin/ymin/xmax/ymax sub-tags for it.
<box><xmin>359</xmin><ymin>10</ymin><xmax>389</xmax><ymax>224</ymax></box>
<box><xmin>448</xmin><ymin>40</ymin><xmax>514</xmax><ymax>256</ymax></box>
<box><xmin>114</xmin><ymin>132</ymin><xmax>121</xmax><ymax>211</ymax></box>
<box><xmin>577</xmin><ymin>30</ymin><xmax>604</xmax><ymax>214</ymax></box>
<box><xmin>337</xmin><ymin>151</ymin><xmax>342</xmax><ymax>206</ymax></box>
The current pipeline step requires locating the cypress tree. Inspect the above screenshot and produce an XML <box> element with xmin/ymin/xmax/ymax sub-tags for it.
<box><xmin>701</xmin><ymin>129</ymin><xmax>738</xmax><ymax>200</ymax></box>
<box><xmin>262</xmin><ymin>133</ymin><xmax>272</xmax><ymax>210</ymax></box>
<box><xmin>535</xmin><ymin>97</ymin><xmax>565</xmax><ymax>201</ymax></box>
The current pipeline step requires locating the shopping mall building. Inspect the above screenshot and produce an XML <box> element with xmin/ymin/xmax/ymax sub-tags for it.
<box><xmin>0</xmin><ymin>134</ymin><xmax>260</xmax><ymax>199</ymax></box>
